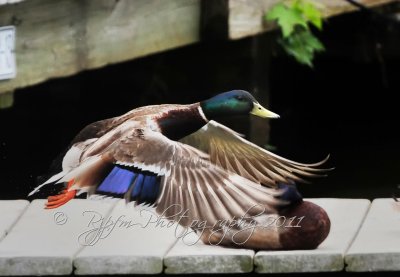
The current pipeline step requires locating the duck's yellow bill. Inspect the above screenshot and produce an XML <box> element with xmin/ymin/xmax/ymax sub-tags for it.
<box><xmin>250</xmin><ymin>102</ymin><xmax>280</xmax><ymax>118</ymax></box>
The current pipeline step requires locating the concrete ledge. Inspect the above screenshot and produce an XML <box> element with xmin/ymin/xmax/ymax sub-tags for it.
<box><xmin>345</xmin><ymin>198</ymin><xmax>400</xmax><ymax>272</ymax></box>
<box><xmin>0</xmin><ymin>200</ymin><xmax>29</xmax><ymax>241</ymax></box>
<box><xmin>74</xmin><ymin>255</ymin><xmax>163</xmax><ymax>275</ymax></box>
<box><xmin>255</xmin><ymin>251</ymin><xmax>344</xmax><ymax>273</ymax></box>
<box><xmin>164</xmin><ymin>231</ymin><xmax>254</xmax><ymax>274</ymax></box>
<box><xmin>0</xmin><ymin>199</ymin><xmax>116</xmax><ymax>276</ymax></box>
<box><xmin>74</xmin><ymin>200</ymin><xmax>181</xmax><ymax>275</ymax></box>
<box><xmin>3</xmin><ymin>198</ymin><xmax>394</xmax><ymax>274</ymax></box>
<box><xmin>255</xmin><ymin>199</ymin><xmax>370</xmax><ymax>273</ymax></box>
<box><xmin>0</xmin><ymin>256</ymin><xmax>72</xmax><ymax>276</ymax></box>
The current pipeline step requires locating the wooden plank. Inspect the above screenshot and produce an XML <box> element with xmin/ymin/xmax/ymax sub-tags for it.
<box><xmin>345</xmin><ymin>198</ymin><xmax>400</xmax><ymax>272</ymax></box>
<box><xmin>200</xmin><ymin>0</ymin><xmax>229</xmax><ymax>40</ymax></box>
<box><xmin>0</xmin><ymin>0</ymin><xmax>25</xmax><ymax>6</ymax></box>
<box><xmin>164</xmin><ymin>231</ymin><xmax>254</xmax><ymax>274</ymax></box>
<box><xmin>74</xmin><ymin>200</ymin><xmax>183</xmax><ymax>275</ymax></box>
<box><xmin>0</xmin><ymin>200</ymin><xmax>29</xmax><ymax>241</ymax></box>
<box><xmin>0</xmin><ymin>199</ymin><xmax>116</xmax><ymax>276</ymax></box>
<box><xmin>254</xmin><ymin>198</ymin><xmax>370</xmax><ymax>273</ymax></box>
<box><xmin>0</xmin><ymin>0</ymin><xmax>200</xmax><ymax>94</ymax></box>
<box><xmin>0</xmin><ymin>91</ymin><xmax>13</xmax><ymax>109</ymax></box>
<box><xmin>228</xmin><ymin>0</ymin><xmax>398</xmax><ymax>39</ymax></box>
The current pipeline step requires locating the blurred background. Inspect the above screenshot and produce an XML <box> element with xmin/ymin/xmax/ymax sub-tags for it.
<box><xmin>0</xmin><ymin>0</ymin><xmax>399</xmax><ymax>200</ymax></box>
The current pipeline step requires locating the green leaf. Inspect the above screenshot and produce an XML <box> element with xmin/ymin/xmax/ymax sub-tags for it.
<box><xmin>302</xmin><ymin>31</ymin><xmax>325</xmax><ymax>52</ymax></box>
<box><xmin>280</xmin><ymin>29</ymin><xmax>324</xmax><ymax>67</ymax></box>
<box><xmin>265</xmin><ymin>0</ymin><xmax>325</xmax><ymax>66</ymax></box>
<box><xmin>295</xmin><ymin>0</ymin><xmax>323</xmax><ymax>30</ymax></box>
<box><xmin>266</xmin><ymin>3</ymin><xmax>308</xmax><ymax>37</ymax></box>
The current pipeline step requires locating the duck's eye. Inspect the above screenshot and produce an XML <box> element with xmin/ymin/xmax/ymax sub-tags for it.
<box><xmin>235</xmin><ymin>96</ymin><xmax>244</xmax><ymax>101</ymax></box>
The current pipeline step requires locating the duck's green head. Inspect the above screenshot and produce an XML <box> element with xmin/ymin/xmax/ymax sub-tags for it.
<box><xmin>200</xmin><ymin>90</ymin><xmax>280</xmax><ymax>120</ymax></box>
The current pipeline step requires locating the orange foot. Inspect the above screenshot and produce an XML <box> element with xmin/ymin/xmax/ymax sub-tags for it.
<box><xmin>45</xmin><ymin>179</ymin><xmax>76</xmax><ymax>209</ymax></box>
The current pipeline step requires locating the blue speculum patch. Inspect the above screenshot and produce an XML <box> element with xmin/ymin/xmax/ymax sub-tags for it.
<box><xmin>97</xmin><ymin>165</ymin><xmax>161</xmax><ymax>205</ymax></box>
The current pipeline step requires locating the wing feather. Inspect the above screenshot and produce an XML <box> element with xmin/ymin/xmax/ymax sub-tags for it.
<box><xmin>180</xmin><ymin>120</ymin><xmax>331</xmax><ymax>188</ymax></box>
<box><xmin>103</xmin><ymin>127</ymin><xmax>283</xmax><ymax>228</ymax></box>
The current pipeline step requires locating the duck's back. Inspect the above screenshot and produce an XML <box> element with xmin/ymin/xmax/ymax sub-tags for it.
<box><xmin>72</xmin><ymin>104</ymin><xmax>187</xmax><ymax>144</ymax></box>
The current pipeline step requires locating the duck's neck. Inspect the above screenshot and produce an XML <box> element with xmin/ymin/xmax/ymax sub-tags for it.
<box><xmin>156</xmin><ymin>103</ymin><xmax>208</xmax><ymax>140</ymax></box>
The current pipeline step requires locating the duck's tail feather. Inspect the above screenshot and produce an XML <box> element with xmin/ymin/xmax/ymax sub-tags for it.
<box><xmin>33</xmin><ymin>155</ymin><xmax>112</xmax><ymax>210</ymax></box>
<box><xmin>28</xmin><ymin>171</ymin><xmax>68</xmax><ymax>197</ymax></box>
<box><xmin>33</xmin><ymin>158</ymin><xmax>161</xmax><ymax>209</ymax></box>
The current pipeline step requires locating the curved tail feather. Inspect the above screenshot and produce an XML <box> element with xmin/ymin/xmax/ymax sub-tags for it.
<box><xmin>32</xmin><ymin>162</ymin><xmax>162</xmax><ymax>209</ymax></box>
<box><xmin>28</xmin><ymin>171</ymin><xmax>67</xmax><ymax>197</ymax></box>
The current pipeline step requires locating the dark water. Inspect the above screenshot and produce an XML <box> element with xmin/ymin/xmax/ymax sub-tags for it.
<box><xmin>0</xmin><ymin>11</ymin><xmax>399</xmax><ymax>200</ymax></box>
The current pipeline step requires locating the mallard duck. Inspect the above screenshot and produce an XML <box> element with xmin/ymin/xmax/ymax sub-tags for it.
<box><xmin>30</xmin><ymin>90</ymin><xmax>330</xmax><ymax>250</ymax></box>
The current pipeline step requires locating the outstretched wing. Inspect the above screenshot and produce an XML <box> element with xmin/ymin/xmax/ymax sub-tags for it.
<box><xmin>107</xmin><ymin>127</ymin><xmax>284</xmax><ymax>227</ymax></box>
<box><xmin>180</xmin><ymin>120</ymin><xmax>330</xmax><ymax>188</ymax></box>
